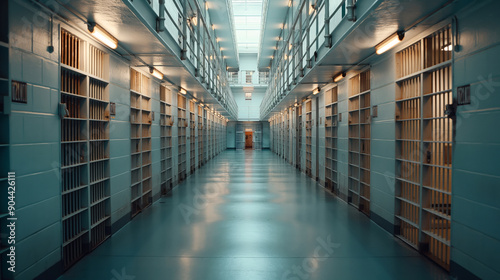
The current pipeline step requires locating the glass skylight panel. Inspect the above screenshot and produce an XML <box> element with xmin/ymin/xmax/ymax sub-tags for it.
<box><xmin>231</xmin><ymin>0</ymin><xmax>263</xmax><ymax>54</ymax></box>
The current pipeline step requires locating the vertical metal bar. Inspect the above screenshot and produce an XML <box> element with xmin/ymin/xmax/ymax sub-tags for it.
<box><xmin>181</xmin><ymin>0</ymin><xmax>187</xmax><ymax>60</ymax></box>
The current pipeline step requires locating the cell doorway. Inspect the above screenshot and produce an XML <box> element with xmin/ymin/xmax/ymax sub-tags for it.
<box><xmin>245</xmin><ymin>131</ymin><xmax>253</xmax><ymax>149</ymax></box>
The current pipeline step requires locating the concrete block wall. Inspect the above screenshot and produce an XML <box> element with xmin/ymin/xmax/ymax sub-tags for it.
<box><xmin>5</xmin><ymin>1</ymin><xmax>62</xmax><ymax>279</ymax></box>
<box><xmin>449</xmin><ymin>1</ymin><xmax>500</xmax><ymax>279</ymax></box>
<box><xmin>2</xmin><ymin>0</ymin><xmax>229</xmax><ymax>278</ymax></box>
<box><xmin>368</xmin><ymin>54</ymin><xmax>397</xmax><ymax>233</ymax></box>
<box><xmin>109</xmin><ymin>55</ymin><xmax>133</xmax><ymax>232</ymax></box>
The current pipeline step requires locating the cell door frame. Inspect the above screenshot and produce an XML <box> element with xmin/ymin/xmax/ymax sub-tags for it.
<box><xmin>315</xmin><ymin>95</ymin><xmax>320</xmax><ymax>181</ymax></box>
<box><xmin>245</xmin><ymin>131</ymin><xmax>253</xmax><ymax>149</ymax></box>
<box><xmin>394</xmin><ymin>21</ymin><xmax>455</xmax><ymax>270</ymax></box>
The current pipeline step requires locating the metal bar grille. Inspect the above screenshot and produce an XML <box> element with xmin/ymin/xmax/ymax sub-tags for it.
<box><xmin>395</xmin><ymin>25</ymin><xmax>453</xmax><ymax>270</ymax></box>
<box><xmin>348</xmin><ymin>70</ymin><xmax>371</xmax><ymax>215</ymax></box>
<box><xmin>11</xmin><ymin>81</ymin><xmax>27</xmax><ymax>103</ymax></box>
<box><xmin>325</xmin><ymin>87</ymin><xmax>339</xmax><ymax>194</ymax></box>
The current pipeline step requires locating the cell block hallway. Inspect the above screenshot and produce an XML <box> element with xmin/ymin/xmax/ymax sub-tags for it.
<box><xmin>59</xmin><ymin>151</ymin><xmax>448</xmax><ymax>280</ymax></box>
<box><xmin>1</xmin><ymin>0</ymin><xmax>500</xmax><ymax>279</ymax></box>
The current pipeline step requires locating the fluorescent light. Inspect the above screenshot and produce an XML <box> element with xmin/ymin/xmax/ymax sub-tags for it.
<box><xmin>150</xmin><ymin>68</ymin><xmax>163</xmax><ymax>80</ymax></box>
<box><xmin>179</xmin><ymin>88</ymin><xmax>187</xmax><ymax>95</ymax></box>
<box><xmin>333</xmin><ymin>72</ymin><xmax>346</xmax><ymax>83</ymax></box>
<box><xmin>312</xmin><ymin>87</ymin><xmax>320</xmax><ymax>95</ymax></box>
<box><xmin>288</xmin><ymin>0</ymin><xmax>292</xmax><ymax>7</ymax></box>
<box><xmin>376</xmin><ymin>31</ymin><xmax>405</xmax><ymax>55</ymax></box>
<box><xmin>88</xmin><ymin>23</ymin><xmax>118</xmax><ymax>49</ymax></box>
<box><xmin>442</xmin><ymin>44</ymin><xmax>453</xmax><ymax>51</ymax></box>
<box><xmin>309</xmin><ymin>4</ymin><xmax>316</xmax><ymax>15</ymax></box>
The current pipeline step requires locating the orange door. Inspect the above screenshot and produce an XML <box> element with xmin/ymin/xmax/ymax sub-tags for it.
<box><xmin>245</xmin><ymin>132</ymin><xmax>253</xmax><ymax>149</ymax></box>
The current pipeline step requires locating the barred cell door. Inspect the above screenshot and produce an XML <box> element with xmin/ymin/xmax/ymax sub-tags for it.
<box><xmin>394</xmin><ymin>24</ymin><xmax>454</xmax><ymax>270</ymax></box>
<box><xmin>296</xmin><ymin>105</ymin><xmax>302</xmax><ymax>169</ymax></box>
<box><xmin>236</xmin><ymin>131</ymin><xmax>244</xmax><ymax>150</ymax></box>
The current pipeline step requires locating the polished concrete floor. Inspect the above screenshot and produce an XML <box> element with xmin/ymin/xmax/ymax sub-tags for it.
<box><xmin>59</xmin><ymin>150</ymin><xmax>449</xmax><ymax>280</ymax></box>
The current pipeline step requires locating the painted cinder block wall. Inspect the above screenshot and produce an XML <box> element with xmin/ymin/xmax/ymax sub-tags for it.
<box><xmin>108</xmin><ymin>55</ymin><xmax>133</xmax><ymax>232</ymax></box>
<box><xmin>449</xmin><ymin>0</ymin><xmax>500</xmax><ymax>279</ymax></box>
<box><xmin>6</xmin><ymin>1</ymin><xmax>62</xmax><ymax>278</ymax></box>
<box><xmin>3</xmin><ymin>0</ymin><xmax>227</xmax><ymax>279</ymax></box>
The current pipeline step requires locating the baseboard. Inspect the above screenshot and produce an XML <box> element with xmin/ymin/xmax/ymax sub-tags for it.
<box><xmin>33</xmin><ymin>260</ymin><xmax>63</xmax><ymax>280</ymax></box>
<box><xmin>450</xmin><ymin>261</ymin><xmax>481</xmax><ymax>280</ymax></box>
<box><xmin>370</xmin><ymin>211</ymin><xmax>397</xmax><ymax>235</ymax></box>
<box><xmin>152</xmin><ymin>191</ymin><xmax>162</xmax><ymax>202</ymax></box>
<box><xmin>111</xmin><ymin>212</ymin><xmax>131</xmax><ymax>235</ymax></box>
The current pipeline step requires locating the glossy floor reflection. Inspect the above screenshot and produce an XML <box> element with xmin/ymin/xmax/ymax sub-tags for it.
<box><xmin>59</xmin><ymin>150</ymin><xmax>449</xmax><ymax>280</ymax></box>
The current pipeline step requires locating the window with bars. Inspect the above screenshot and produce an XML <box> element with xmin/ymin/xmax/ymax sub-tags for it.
<box><xmin>245</xmin><ymin>71</ymin><xmax>254</xmax><ymax>84</ymax></box>
<box><xmin>259</xmin><ymin>71</ymin><xmax>269</xmax><ymax>84</ymax></box>
<box><xmin>229</xmin><ymin>72</ymin><xmax>238</xmax><ymax>84</ymax></box>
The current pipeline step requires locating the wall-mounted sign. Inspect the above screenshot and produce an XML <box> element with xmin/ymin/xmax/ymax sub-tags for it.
<box><xmin>457</xmin><ymin>85</ymin><xmax>471</xmax><ymax>105</ymax></box>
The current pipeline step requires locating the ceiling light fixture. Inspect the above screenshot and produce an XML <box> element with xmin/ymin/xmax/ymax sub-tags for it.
<box><xmin>149</xmin><ymin>67</ymin><xmax>163</xmax><ymax>80</ymax></box>
<box><xmin>288</xmin><ymin>0</ymin><xmax>292</xmax><ymax>7</ymax></box>
<box><xmin>312</xmin><ymin>87</ymin><xmax>320</xmax><ymax>95</ymax></box>
<box><xmin>179</xmin><ymin>88</ymin><xmax>187</xmax><ymax>95</ymax></box>
<box><xmin>442</xmin><ymin>44</ymin><xmax>453</xmax><ymax>51</ymax></box>
<box><xmin>333</xmin><ymin>72</ymin><xmax>346</xmax><ymax>83</ymax></box>
<box><xmin>309</xmin><ymin>4</ymin><xmax>316</xmax><ymax>15</ymax></box>
<box><xmin>87</xmin><ymin>23</ymin><xmax>118</xmax><ymax>49</ymax></box>
<box><xmin>189</xmin><ymin>15</ymin><xmax>197</xmax><ymax>26</ymax></box>
<box><xmin>375</xmin><ymin>31</ymin><xmax>405</xmax><ymax>55</ymax></box>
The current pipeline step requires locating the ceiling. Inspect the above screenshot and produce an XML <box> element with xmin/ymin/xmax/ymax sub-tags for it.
<box><xmin>231</xmin><ymin>0</ymin><xmax>264</xmax><ymax>54</ymax></box>
<box><xmin>257</xmin><ymin>0</ymin><xmax>289</xmax><ymax>70</ymax></box>
<box><xmin>207</xmin><ymin>0</ymin><xmax>240</xmax><ymax>69</ymax></box>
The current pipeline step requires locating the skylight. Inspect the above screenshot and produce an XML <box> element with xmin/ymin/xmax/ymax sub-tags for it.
<box><xmin>231</xmin><ymin>0</ymin><xmax>263</xmax><ymax>54</ymax></box>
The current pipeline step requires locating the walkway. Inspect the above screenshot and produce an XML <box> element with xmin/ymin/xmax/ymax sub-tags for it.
<box><xmin>59</xmin><ymin>150</ymin><xmax>448</xmax><ymax>280</ymax></box>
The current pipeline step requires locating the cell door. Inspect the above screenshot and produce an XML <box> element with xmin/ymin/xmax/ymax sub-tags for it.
<box><xmin>296</xmin><ymin>105</ymin><xmax>302</xmax><ymax>169</ymax></box>
<box><xmin>254</xmin><ymin>131</ymin><xmax>262</xmax><ymax>150</ymax></box>
<box><xmin>395</xmin><ymin>25</ymin><xmax>453</xmax><ymax>270</ymax></box>
<box><xmin>236</xmin><ymin>131</ymin><xmax>244</xmax><ymax>150</ymax></box>
<box><xmin>245</xmin><ymin>132</ymin><xmax>253</xmax><ymax>149</ymax></box>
